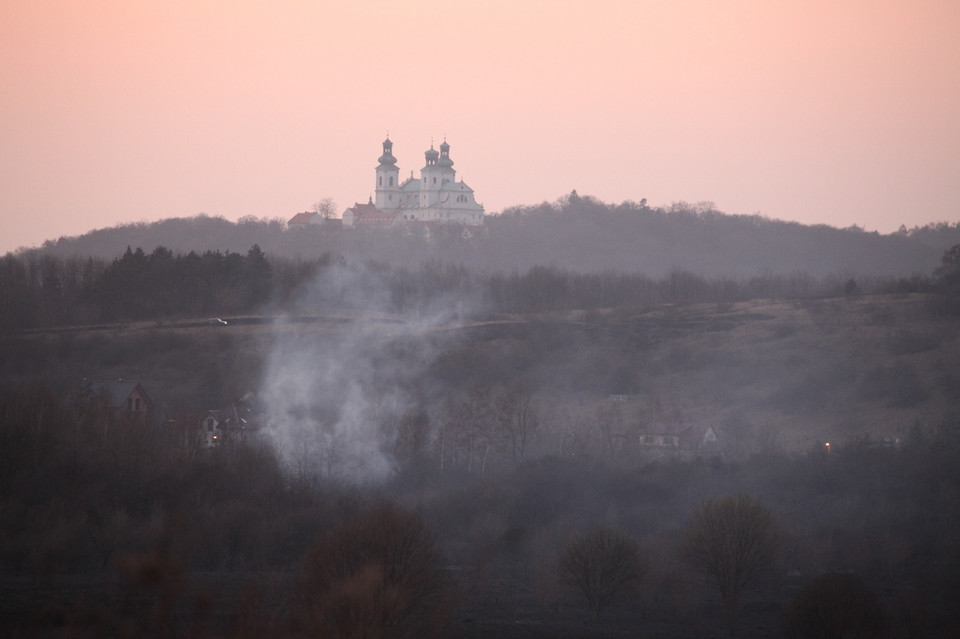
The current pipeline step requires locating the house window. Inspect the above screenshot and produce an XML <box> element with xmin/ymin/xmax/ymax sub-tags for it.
<box><xmin>135</xmin><ymin>398</ymin><xmax>141</xmax><ymax>411</ymax></box>
<box><xmin>127</xmin><ymin>398</ymin><xmax>132</xmax><ymax>410</ymax></box>
<box><xmin>389</xmin><ymin>176</ymin><xmax>394</xmax><ymax>186</ymax></box>
<box><xmin>378</xmin><ymin>176</ymin><xmax>382</xmax><ymax>186</ymax></box>
<box><xmin>433</xmin><ymin>177</ymin><xmax>436</xmax><ymax>184</ymax></box>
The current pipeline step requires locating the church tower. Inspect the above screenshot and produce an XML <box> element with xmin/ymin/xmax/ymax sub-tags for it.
<box><xmin>420</xmin><ymin>143</ymin><xmax>442</xmax><ymax>208</ymax></box>
<box><xmin>375</xmin><ymin>137</ymin><xmax>401</xmax><ymax>209</ymax></box>
<box><xmin>438</xmin><ymin>140</ymin><xmax>456</xmax><ymax>186</ymax></box>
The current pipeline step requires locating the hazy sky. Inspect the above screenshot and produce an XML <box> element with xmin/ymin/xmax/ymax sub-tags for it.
<box><xmin>2</xmin><ymin>0</ymin><xmax>959</xmax><ymax>254</ymax></box>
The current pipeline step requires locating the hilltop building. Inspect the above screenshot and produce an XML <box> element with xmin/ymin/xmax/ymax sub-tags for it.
<box><xmin>343</xmin><ymin>138</ymin><xmax>484</xmax><ymax>227</ymax></box>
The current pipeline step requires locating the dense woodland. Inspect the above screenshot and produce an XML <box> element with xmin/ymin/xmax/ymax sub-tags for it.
<box><xmin>3</xmin><ymin>200</ymin><xmax>960</xmax><ymax>637</ymax></box>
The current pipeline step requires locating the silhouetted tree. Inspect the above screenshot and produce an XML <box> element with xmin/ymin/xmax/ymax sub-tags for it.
<box><xmin>313</xmin><ymin>197</ymin><xmax>338</xmax><ymax>220</ymax></box>
<box><xmin>294</xmin><ymin>504</ymin><xmax>450</xmax><ymax>639</ymax></box>
<box><xmin>495</xmin><ymin>385</ymin><xmax>539</xmax><ymax>461</ymax></box>
<box><xmin>683</xmin><ymin>495</ymin><xmax>778</xmax><ymax>629</ymax></box>
<box><xmin>933</xmin><ymin>244</ymin><xmax>960</xmax><ymax>293</ymax></box>
<box><xmin>558</xmin><ymin>526</ymin><xmax>645</xmax><ymax>621</ymax></box>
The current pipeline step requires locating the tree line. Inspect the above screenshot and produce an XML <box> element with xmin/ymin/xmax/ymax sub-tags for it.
<box><xmin>0</xmin><ymin>245</ymin><xmax>274</xmax><ymax>329</ymax></box>
<box><xmin>5</xmin><ymin>242</ymin><xmax>959</xmax><ymax>331</ymax></box>
<box><xmin>18</xmin><ymin>197</ymin><xmax>960</xmax><ymax>279</ymax></box>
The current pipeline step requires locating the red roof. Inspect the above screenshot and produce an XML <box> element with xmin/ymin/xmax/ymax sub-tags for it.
<box><xmin>347</xmin><ymin>202</ymin><xmax>399</xmax><ymax>226</ymax></box>
<box><xmin>288</xmin><ymin>211</ymin><xmax>320</xmax><ymax>225</ymax></box>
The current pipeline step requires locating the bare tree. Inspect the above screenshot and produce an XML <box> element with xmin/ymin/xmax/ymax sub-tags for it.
<box><xmin>558</xmin><ymin>526</ymin><xmax>645</xmax><ymax>621</ymax></box>
<box><xmin>495</xmin><ymin>385</ymin><xmax>539</xmax><ymax>461</ymax></box>
<box><xmin>313</xmin><ymin>197</ymin><xmax>338</xmax><ymax>219</ymax></box>
<box><xmin>294</xmin><ymin>504</ymin><xmax>451</xmax><ymax>639</ymax></box>
<box><xmin>683</xmin><ymin>495</ymin><xmax>778</xmax><ymax>628</ymax></box>
<box><xmin>435</xmin><ymin>387</ymin><xmax>496</xmax><ymax>477</ymax></box>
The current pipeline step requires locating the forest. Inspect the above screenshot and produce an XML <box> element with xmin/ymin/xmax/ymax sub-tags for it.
<box><xmin>2</xmin><ymin>199</ymin><xmax>960</xmax><ymax>637</ymax></box>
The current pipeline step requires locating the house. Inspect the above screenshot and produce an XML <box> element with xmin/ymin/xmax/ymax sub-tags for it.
<box><xmin>200</xmin><ymin>410</ymin><xmax>224</xmax><ymax>448</ymax></box>
<box><xmin>680</xmin><ymin>424</ymin><xmax>723</xmax><ymax>457</ymax></box>
<box><xmin>635</xmin><ymin>423</ymin><xmax>723</xmax><ymax>458</ymax></box>
<box><xmin>638</xmin><ymin>433</ymin><xmax>681</xmax><ymax>449</ymax></box>
<box><xmin>197</xmin><ymin>399</ymin><xmax>260</xmax><ymax>448</ymax></box>
<box><xmin>74</xmin><ymin>378</ymin><xmax>154</xmax><ymax>418</ymax></box>
<box><xmin>288</xmin><ymin>211</ymin><xmax>324</xmax><ymax>227</ymax></box>
<box><xmin>342</xmin><ymin>137</ymin><xmax>485</xmax><ymax>228</ymax></box>
<box><xmin>342</xmin><ymin>199</ymin><xmax>401</xmax><ymax>227</ymax></box>
<box><xmin>635</xmin><ymin>429</ymin><xmax>682</xmax><ymax>460</ymax></box>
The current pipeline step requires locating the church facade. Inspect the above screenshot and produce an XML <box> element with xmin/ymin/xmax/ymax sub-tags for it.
<box><xmin>342</xmin><ymin>138</ymin><xmax>485</xmax><ymax>227</ymax></box>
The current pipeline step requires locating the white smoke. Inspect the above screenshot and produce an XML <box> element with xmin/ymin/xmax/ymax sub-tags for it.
<box><xmin>259</xmin><ymin>262</ymin><xmax>467</xmax><ymax>483</ymax></box>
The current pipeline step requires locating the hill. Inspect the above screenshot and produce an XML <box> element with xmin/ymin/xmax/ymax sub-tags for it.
<box><xmin>20</xmin><ymin>195</ymin><xmax>960</xmax><ymax>278</ymax></box>
<box><xmin>4</xmin><ymin>292</ymin><xmax>957</xmax><ymax>455</ymax></box>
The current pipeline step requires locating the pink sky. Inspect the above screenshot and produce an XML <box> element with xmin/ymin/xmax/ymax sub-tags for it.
<box><xmin>2</xmin><ymin>0</ymin><xmax>959</xmax><ymax>254</ymax></box>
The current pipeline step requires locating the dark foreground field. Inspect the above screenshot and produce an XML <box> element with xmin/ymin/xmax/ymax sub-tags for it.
<box><xmin>2</xmin><ymin>293</ymin><xmax>960</xmax><ymax>637</ymax></box>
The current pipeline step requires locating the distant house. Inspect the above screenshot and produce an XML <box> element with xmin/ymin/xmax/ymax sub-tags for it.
<box><xmin>200</xmin><ymin>411</ymin><xmax>224</xmax><ymax>448</ymax></box>
<box><xmin>288</xmin><ymin>211</ymin><xmax>324</xmax><ymax>227</ymax></box>
<box><xmin>638</xmin><ymin>432</ymin><xmax>681</xmax><ymax>449</ymax></box>
<box><xmin>680</xmin><ymin>424</ymin><xmax>723</xmax><ymax>457</ymax></box>
<box><xmin>635</xmin><ymin>429</ymin><xmax>682</xmax><ymax>460</ymax></box>
<box><xmin>197</xmin><ymin>400</ymin><xmax>260</xmax><ymax>448</ymax></box>
<box><xmin>342</xmin><ymin>199</ymin><xmax>401</xmax><ymax>228</ymax></box>
<box><xmin>74</xmin><ymin>379</ymin><xmax>153</xmax><ymax>418</ymax></box>
<box><xmin>636</xmin><ymin>424</ymin><xmax>723</xmax><ymax>458</ymax></box>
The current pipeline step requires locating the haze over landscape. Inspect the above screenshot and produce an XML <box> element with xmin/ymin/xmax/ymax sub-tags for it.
<box><xmin>6</xmin><ymin>3</ymin><xmax>960</xmax><ymax>637</ymax></box>
<box><xmin>3</xmin><ymin>0</ymin><xmax>960</xmax><ymax>254</ymax></box>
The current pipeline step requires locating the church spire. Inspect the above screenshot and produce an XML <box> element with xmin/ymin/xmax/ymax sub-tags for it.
<box><xmin>438</xmin><ymin>138</ymin><xmax>453</xmax><ymax>168</ymax></box>
<box><xmin>375</xmin><ymin>137</ymin><xmax>400</xmax><ymax>210</ymax></box>
<box><xmin>378</xmin><ymin>137</ymin><xmax>397</xmax><ymax>166</ymax></box>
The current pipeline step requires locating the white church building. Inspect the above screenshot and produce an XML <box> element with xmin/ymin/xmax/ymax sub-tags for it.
<box><xmin>342</xmin><ymin>138</ymin><xmax>485</xmax><ymax>227</ymax></box>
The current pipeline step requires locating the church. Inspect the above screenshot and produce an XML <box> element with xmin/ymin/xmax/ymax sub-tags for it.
<box><xmin>342</xmin><ymin>138</ymin><xmax>485</xmax><ymax>227</ymax></box>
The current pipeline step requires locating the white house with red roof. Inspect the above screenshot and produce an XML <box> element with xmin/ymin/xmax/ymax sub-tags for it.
<box><xmin>342</xmin><ymin>137</ymin><xmax>485</xmax><ymax>228</ymax></box>
<box><xmin>342</xmin><ymin>200</ymin><xmax>400</xmax><ymax>227</ymax></box>
<box><xmin>288</xmin><ymin>211</ymin><xmax>324</xmax><ymax>227</ymax></box>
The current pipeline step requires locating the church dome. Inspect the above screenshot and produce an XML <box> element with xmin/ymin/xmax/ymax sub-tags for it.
<box><xmin>439</xmin><ymin>140</ymin><xmax>450</xmax><ymax>153</ymax></box>
<box><xmin>378</xmin><ymin>138</ymin><xmax>397</xmax><ymax>165</ymax></box>
<box><xmin>425</xmin><ymin>146</ymin><xmax>439</xmax><ymax>159</ymax></box>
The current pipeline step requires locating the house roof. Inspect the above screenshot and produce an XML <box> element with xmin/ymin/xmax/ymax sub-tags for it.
<box><xmin>288</xmin><ymin>211</ymin><xmax>320</xmax><ymax>225</ymax></box>
<box><xmin>346</xmin><ymin>202</ymin><xmax>400</xmax><ymax>226</ymax></box>
<box><xmin>79</xmin><ymin>379</ymin><xmax>153</xmax><ymax>410</ymax></box>
<box><xmin>679</xmin><ymin>424</ymin><xmax>722</xmax><ymax>450</ymax></box>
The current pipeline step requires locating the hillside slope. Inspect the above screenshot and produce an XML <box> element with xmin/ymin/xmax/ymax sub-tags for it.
<box><xmin>22</xmin><ymin>198</ymin><xmax>960</xmax><ymax>278</ymax></box>
<box><xmin>4</xmin><ymin>293</ymin><xmax>956</xmax><ymax>456</ymax></box>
